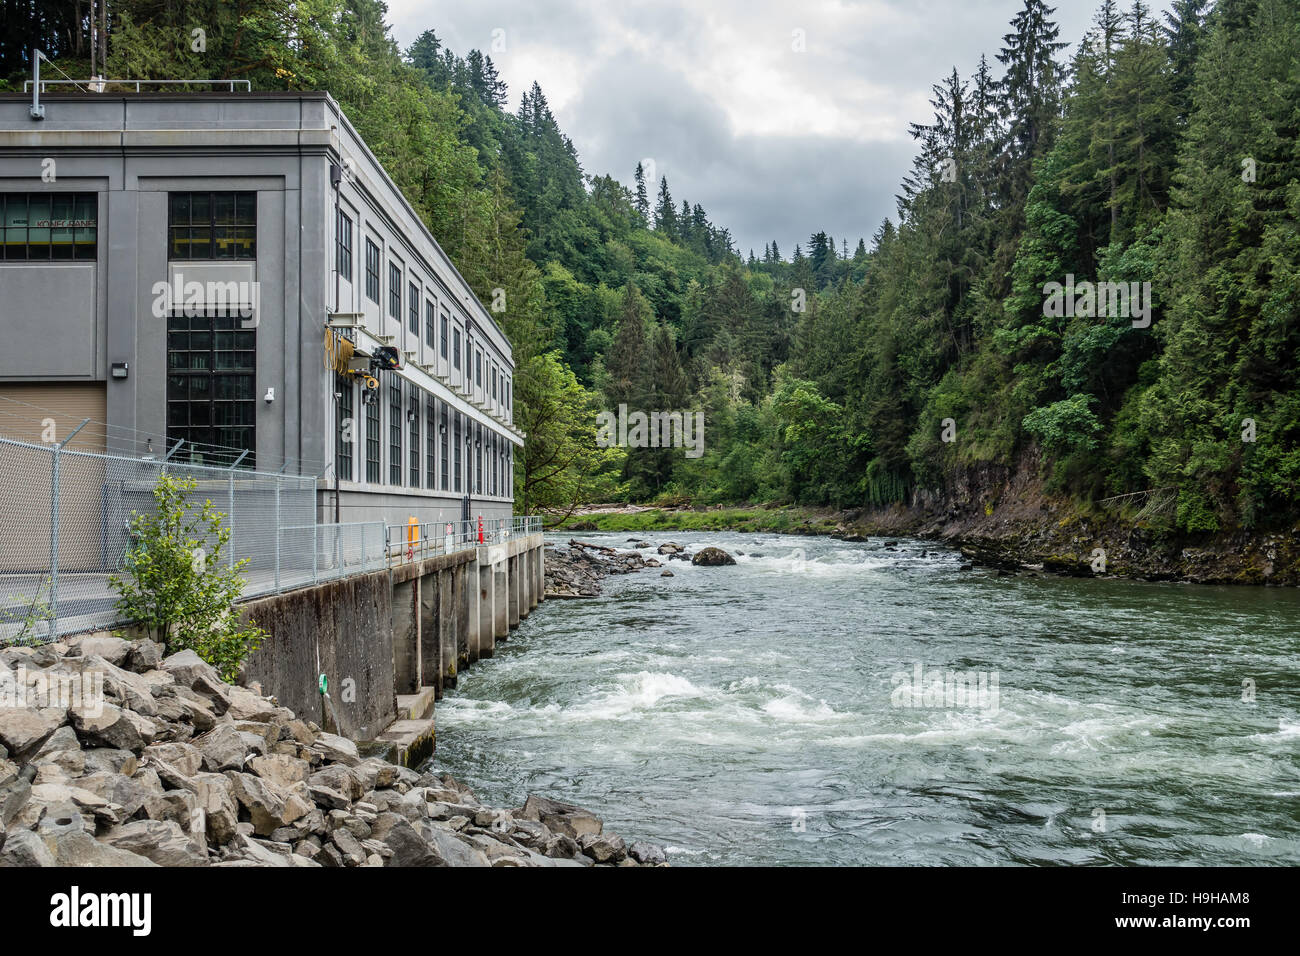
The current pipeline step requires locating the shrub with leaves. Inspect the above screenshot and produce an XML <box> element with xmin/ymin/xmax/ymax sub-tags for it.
<box><xmin>109</xmin><ymin>472</ymin><xmax>265</xmax><ymax>681</ymax></box>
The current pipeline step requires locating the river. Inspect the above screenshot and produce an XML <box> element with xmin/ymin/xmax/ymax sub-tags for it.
<box><xmin>429</xmin><ymin>530</ymin><xmax>1300</xmax><ymax>866</ymax></box>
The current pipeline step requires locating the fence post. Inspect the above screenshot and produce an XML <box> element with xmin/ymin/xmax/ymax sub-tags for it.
<box><xmin>274</xmin><ymin>477</ymin><xmax>281</xmax><ymax>592</ymax></box>
<box><xmin>227</xmin><ymin>449</ymin><xmax>247</xmax><ymax>571</ymax></box>
<box><xmin>48</xmin><ymin>442</ymin><xmax>59</xmax><ymax>638</ymax></box>
<box><xmin>312</xmin><ymin>517</ymin><xmax>318</xmax><ymax>585</ymax></box>
<box><xmin>47</xmin><ymin>419</ymin><xmax>89</xmax><ymax>639</ymax></box>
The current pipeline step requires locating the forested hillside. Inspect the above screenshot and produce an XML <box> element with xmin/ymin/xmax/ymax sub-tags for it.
<box><xmin>6</xmin><ymin>0</ymin><xmax>1297</xmax><ymax>533</ymax></box>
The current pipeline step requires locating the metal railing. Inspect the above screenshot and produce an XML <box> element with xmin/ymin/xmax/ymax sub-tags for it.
<box><xmin>0</xmin><ymin>434</ymin><xmax>540</xmax><ymax>643</ymax></box>
<box><xmin>384</xmin><ymin>515</ymin><xmax>543</xmax><ymax>566</ymax></box>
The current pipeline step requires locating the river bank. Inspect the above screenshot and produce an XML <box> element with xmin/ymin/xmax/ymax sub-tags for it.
<box><xmin>560</xmin><ymin>500</ymin><xmax>1300</xmax><ymax>587</ymax></box>
<box><xmin>0</xmin><ymin>634</ymin><xmax>667</xmax><ymax>867</ymax></box>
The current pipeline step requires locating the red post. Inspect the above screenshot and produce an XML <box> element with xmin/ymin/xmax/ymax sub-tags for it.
<box><xmin>477</xmin><ymin>514</ymin><xmax>484</xmax><ymax>544</ymax></box>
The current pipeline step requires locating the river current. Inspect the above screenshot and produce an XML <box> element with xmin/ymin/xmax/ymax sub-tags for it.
<box><xmin>430</xmin><ymin>531</ymin><xmax>1300</xmax><ymax>866</ymax></box>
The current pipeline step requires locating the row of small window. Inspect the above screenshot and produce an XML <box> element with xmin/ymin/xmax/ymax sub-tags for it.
<box><xmin>335</xmin><ymin>376</ymin><xmax>513</xmax><ymax>498</ymax></box>
<box><xmin>0</xmin><ymin>192</ymin><xmax>97</xmax><ymax>259</ymax></box>
<box><xmin>0</xmin><ymin>190</ymin><xmax>256</xmax><ymax>262</ymax></box>
<box><xmin>335</xmin><ymin>209</ymin><xmax>512</xmax><ymax>417</ymax></box>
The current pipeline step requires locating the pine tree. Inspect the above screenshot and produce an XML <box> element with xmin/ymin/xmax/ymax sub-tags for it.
<box><xmin>654</xmin><ymin>176</ymin><xmax>677</xmax><ymax>239</ymax></box>
<box><xmin>633</xmin><ymin>162</ymin><xmax>650</xmax><ymax>224</ymax></box>
<box><xmin>996</xmin><ymin>0</ymin><xmax>1069</xmax><ymax>209</ymax></box>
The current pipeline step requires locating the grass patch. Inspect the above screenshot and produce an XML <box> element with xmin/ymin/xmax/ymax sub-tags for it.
<box><xmin>554</xmin><ymin>506</ymin><xmax>840</xmax><ymax>535</ymax></box>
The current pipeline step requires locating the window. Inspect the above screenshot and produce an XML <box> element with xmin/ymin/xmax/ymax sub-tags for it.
<box><xmin>474</xmin><ymin>423</ymin><xmax>483</xmax><ymax>495</ymax></box>
<box><xmin>453</xmin><ymin>413</ymin><xmax>462</xmax><ymax>493</ymax></box>
<box><xmin>336</xmin><ymin>375</ymin><xmax>354</xmax><ymax>482</ymax></box>
<box><xmin>439</xmin><ymin>311</ymin><xmax>449</xmax><ymax>360</ymax></box>
<box><xmin>408</xmin><ymin>282</ymin><xmax>419</xmax><ymax>336</ymax></box>
<box><xmin>426</xmin><ymin>396</ymin><xmax>437</xmax><ymax>490</ymax></box>
<box><xmin>364</xmin><ymin>238</ymin><xmax>380</xmax><ymax>303</ymax></box>
<box><xmin>452</xmin><ymin>326</ymin><xmax>462</xmax><ymax>370</ymax></box>
<box><xmin>475</xmin><ymin>350</ymin><xmax>482</xmax><ymax>388</ymax></box>
<box><xmin>389</xmin><ymin>377</ymin><xmax>403</xmax><ymax>485</ymax></box>
<box><xmin>166</xmin><ymin>314</ymin><xmax>256</xmax><ymax>466</ymax></box>
<box><xmin>1</xmin><ymin>192</ymin><xmax>96</xmax><ymax>260</ymax></box>
<box><xmin>365</xmin><ymin>391</ymin><xmax>380</xmax><ymax>483</ymax></box>
<box><xmin>425</xmin><ymin>300</ymin><xmax>435</xmax><ymax>350</ymax></box>
<box><xmin>388</xmin><ymin>263</ymin><xmax>402</xmax><ymax>321</ymax></box>
<box><xmin>169</xmin><ymin>192</ymin><xmax>255</xmax><ymax>259</ymax></box>
<box><xmin>491</xmin><ymin>432</ymin><xmax>497</xmax><ymax>497</ymax></box>
<box><xmin>409</xmin><ymin>392</ymin><xmax>420</xmax><ymax>487</ymax></box>
<box><xmin>439</xmin><ymin>406</ymin><xmax>449</xmax><ymax>490</ymax></box>
<box><xmin>491</xmin><ymin>366</ymin><xmax>497</xmax><ymax>402</ymax></box>
<box><xmin>335</xmin><ymin>210</ymin><xmax>352</xmax><ymax>281</ymax></box>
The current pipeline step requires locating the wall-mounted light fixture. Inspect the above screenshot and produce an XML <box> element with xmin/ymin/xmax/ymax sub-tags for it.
<box><xmin>110</xmin><ymin>362</ymin><xmax>129</xmax><ymax>379</ymax></box>
<box><xmin>264</xmin><ymin>387</ymin><xmax>275</xmax><ymax>404</ymax></box>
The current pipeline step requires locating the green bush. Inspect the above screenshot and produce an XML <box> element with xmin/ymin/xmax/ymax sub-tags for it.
<box><xmin>108</xmin><ymin>472</ymin><xmax>265</xmax><ymax>681</ymax></box>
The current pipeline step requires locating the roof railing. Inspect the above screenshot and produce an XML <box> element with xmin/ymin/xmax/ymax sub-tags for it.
<box><xmin>23</xmin><ymin>78</ymin><xmax>252</xmax><ymax>93</ymax></box>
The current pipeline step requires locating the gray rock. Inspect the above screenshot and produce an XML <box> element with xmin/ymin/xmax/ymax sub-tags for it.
<box><xmin>70</xmin><ymin>702</ymin><xmax>151</xmax><ymax>753</ymax></box>
<box><xmin>370</xmin><ymin>812</ymin><xmax>442</xmax><ymax>866</ymax></box>
<box><xmin>691</xmin><ymin>546</ymin><xmax>737</xmax><ymax>567</ymax></box>
<box><xmin>628</xmin><ymin>841</ymin><xmax>669</xmax><ymax>865</ymax></box>
<box><xmin>310</xmin><ymin>733</ymin><xmax>360</xmax><ymax>767</ymax></box>
<box><xmin>329</xmin><ymin>825</ymin><xmax>367</xmax><ymax>866</ymax></box>
<box><xmin>579</xmin><ymin>831</ymin><xmax>627</xmax><ymax>863</ymax></box>
<box><xmin>47</xmin><ymin>830</ymin><xmax>159</xmax><ymax>867</ymax></box>
<box><xmin>0</xmin><ymin>827</ymin><xmax>55</xmax><ymax>866</ymax></box>
<box><xmin>193</xmin><ymin>724</ymin><xmax>249</xmax><ymax>772</ymax></box>
<box><xmin>309</xmin><ymin>764</ymin><xmax>363</xmax><ymax>801</ymax></box>
<box><xmin>81</xmin><ymin>748</ymin><xmax>139</xmax><ymax>776</ymax></box>
<box><xmin>145</xmin><ymin>741</ymin><xmax>203</xmax><ymax>777</ymax></box>
<box><xmin>125</xmin><ymin>640</ymin><xmax>165</xmax><ymax>673</ymax></box>
<box><xmin>73</xmin><ymin>772</ymin><xmax>151</xmax><ymax>817</ymax></box>
<box><xmin>520</xmin><ymin>794</ymin><xmax>603</xmax><ymax>839</ymax></box>
<box><xmin>0</xmin><ymin>707</ymin><xmax>64</xmax><ymax>757</ymax></box>
<box><xmin>71</xmin><ymin>635</ymin><xmax>132</xmax><ymax>666</ymax></box>
<box><xmin>102</xmin><ymin>819</ymin><xmax>208</xmax><ymax>866</ymax></box>
<box><xmin>161</xmin><ymin>650</ymin><xmax>231</xmax><ymax>715</ymax></box>
<box><xmin>248</xmin><ymin>753</ymin><xmax>310</xmax><ymax>789</ymax></box>
<box><xmin>225</xmin><ymin>771</ymin><xmax>310</xmax><ymax>836</ymax></box>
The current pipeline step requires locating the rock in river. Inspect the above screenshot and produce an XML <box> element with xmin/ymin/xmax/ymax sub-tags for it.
<box><xmin>691</xmin><ymin>546</ymin><xmax>737</xmax><ymax>567</ymax></box>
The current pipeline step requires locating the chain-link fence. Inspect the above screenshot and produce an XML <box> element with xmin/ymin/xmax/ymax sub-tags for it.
<box><xmin>0</xmin><ymin>434</ymin><xmax>543</xmax><ymax>644</ymax></box>
<box><xmin>0</xmin><ymin>436</ymin><xmax>391</xmax><ymax>643</ymax></box>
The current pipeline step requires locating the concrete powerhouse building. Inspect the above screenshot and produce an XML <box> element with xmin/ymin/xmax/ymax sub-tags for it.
<box><xmin>0</xmin><ymin>90</ymin><xmax>522</xmax><ymax>527</ymax></box>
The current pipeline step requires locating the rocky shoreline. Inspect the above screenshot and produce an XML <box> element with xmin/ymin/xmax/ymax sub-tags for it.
<box><xmin>543</xmin><ymin>538</ymin><xmax>693</xmax><ymax>597</ymax></box>
<box><xmin>0</xmin><ymin>635</ymin><xmax>667</xmax><ymax>867</ymax></box>
<box><xmin>564</xmin><ymin>503</ymin><xmax>1300</xmax><ymax>587</ymax></box>
<box><xmin>830</xmin><ymin>504</ymin><xmax>1300</xmax><ymax>587</ymax></box>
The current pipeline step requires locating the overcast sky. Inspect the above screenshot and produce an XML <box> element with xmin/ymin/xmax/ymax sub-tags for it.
<box><xmin>384</xmin><ymin>0</ymin><xmax>1174</xmax><ymax>259</ymax></box>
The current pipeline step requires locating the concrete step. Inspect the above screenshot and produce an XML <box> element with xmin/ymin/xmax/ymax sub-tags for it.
<box><xmin>374</xmin><ymin>717</ymin><xmax>435</xmax><ymax>769</ymax></box>
<box><xmin>396</xmin><ymin>685</ymin><xmax>437</xmax><ymax>722</ymax></box>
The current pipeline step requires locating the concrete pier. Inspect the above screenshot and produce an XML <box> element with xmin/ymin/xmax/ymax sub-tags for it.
<box><xmin>240</xmin><ymin>531</ymin><xmax>546</xmax><ymax>766</ymax></box>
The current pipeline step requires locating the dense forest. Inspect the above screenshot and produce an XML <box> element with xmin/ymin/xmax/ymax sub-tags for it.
<box><xmin>3</xmin><ymin>0</ymin><xmax>1297</xmax><ymax>533</ymax></box>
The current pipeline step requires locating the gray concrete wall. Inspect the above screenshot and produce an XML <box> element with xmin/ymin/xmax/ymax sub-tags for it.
<box><xmin>234</xmin><ymin>534</ymin><xmax>541</xmax><ymax>746</ymax></box>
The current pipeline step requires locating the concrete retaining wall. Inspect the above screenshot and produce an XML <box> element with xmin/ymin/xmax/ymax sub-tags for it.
<box><xmin>236</xmin><ymin>533</ymin><xmax>544</xmax><ymax>754</ymax></box>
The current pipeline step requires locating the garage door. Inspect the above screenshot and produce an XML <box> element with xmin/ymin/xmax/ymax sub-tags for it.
<box><xmin>0</xmin><ymin>383</ymin><xmax>107</xmax><ymax>573</ymax></box>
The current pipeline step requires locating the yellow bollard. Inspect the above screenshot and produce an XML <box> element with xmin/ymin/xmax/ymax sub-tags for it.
<box><xmin>407</xmin><ymin>516</ymin><xmax>419</xmax><ymax>559</ymax></box>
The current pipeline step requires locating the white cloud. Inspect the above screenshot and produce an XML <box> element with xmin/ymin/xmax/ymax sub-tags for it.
<box><xmin>381</xmin><ymin>0</ymin><xmax>1176</xmax><ymax>256</ymax></box>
